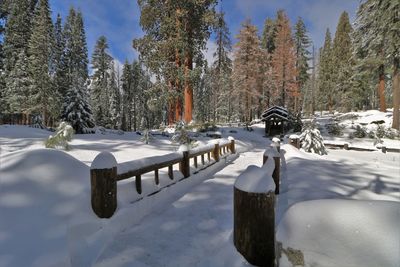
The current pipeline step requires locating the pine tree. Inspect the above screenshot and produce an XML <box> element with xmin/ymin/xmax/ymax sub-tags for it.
<box><xmin>261</xmin><ymin>18</ymin><xmax>276</xmax><ymax>54</ymax></box>
<box><xmin>232</xmin><ymin>19</ymin><xmax>263</xmax><ymax>122</ymax></box>
<box><xmin>271</xmin><ymin>11</ymin><xmax>298</xmax><ymax>111</ymax></box>
<box><xmin>318</xmin><ymin>28</ymin><xmax>334</xmax><ymax>113</ymax></box>
<box><xmin>294</xmin><ymin>17</ymin><xmax>311</xmax><ymax>111</ymax></box>
<box><xmin>210</xmin><ymin>10</ymin><xmax>232</xmax><ymax>122</ymax></box>
<box><xmin>353</xmin><ymin>0</ymin><xmax>399</xmax><ymax>129</ymax></box>
<box><xmin>332</xmin><ymin>11</ymin><xmax>353</xmax><ymax>112</ymax></box>
<box><xmin>0</xmin><ymin>1</ymin><xmax>7</xmax><ymax>114</ymax></box>
<box><xmin>5</xmin><ymin>50</ymin><xmax>32</xmax><ymax>116</ymax></box>
<box><xmin>134</xmin><ymin>0</ymin><xmax>217</xmax><ymax>123</ymax></box>
<box><xmin>53</xmin><ymin>14</ymin><xmax>68</xmax><ymax>103</ymax></box>
<box><xmin>28</xmin><ymin>0</ymin><xmax>56</xmax><ymax>125</ymax></box>
<box><xmin>62</xmin><ymin>8</ymin><xmax>94</xmax><ymax>133</ymax></box>
<box><xmin>109</xmin><ymin>61</ymin><xmax>121</xmax><ymax>129</ymax></box>
<box><xmin>121</xmin><ymin>60</ymin><xmax>133</xmax><ymax>131</ymax></box>
<box><xmin>3</xmin><ymin>0</ymin><xmax>33</xmax><ymax>113</ymax></box>
<box><xmin>91</xmin><ymin>36</ymin><xmax>113</xmax><ymax>126</ymax></box>
<box><xmin>195</xmin><ymin>64</ymin><xmax>213</xmax><ymax>122</ymax></box>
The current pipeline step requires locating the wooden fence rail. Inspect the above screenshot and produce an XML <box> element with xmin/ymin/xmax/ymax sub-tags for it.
<box><xmin>90</xmin><ymin>138</ymin><xmax>236</xmax><ymax>218</ymax></box>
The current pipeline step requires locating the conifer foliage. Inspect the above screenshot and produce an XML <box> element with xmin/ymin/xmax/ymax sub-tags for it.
<box><xmin>271</xmin><ymin>11</ymin><xmax>298</xmax><ymax>111</ymax></box>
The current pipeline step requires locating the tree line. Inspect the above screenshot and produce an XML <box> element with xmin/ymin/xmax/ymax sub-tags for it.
<box><xmin>0</xmin><ymin>0</ymin><xmax>398</xmax><ymax>132</ymax></box>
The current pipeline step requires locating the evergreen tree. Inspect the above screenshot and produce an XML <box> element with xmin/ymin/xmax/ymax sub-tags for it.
<box><xmin>90</xmin><ymin>36</ymin><xmax>113</xmax><ymax>126</ymax></box>
<box><xmin>0</xmin><ymin>1</ymin><xmax>7</xmax><ymax>113</ymax></box>
<box><xmin>134</xmin><ymin>0</ymin><xmax>217</xmax><ymax>123</ymax></box>
<box><xmin>294</xmin><ymin>17</ymin><xmax>311</xmax><ymax>110</ymax></box>
<box><xmin>109</xmin><ymin>61</ymin><xmax>121</xmax><ymax>129</ymax></box>
<box><xmin>261</xmin><ymin>18</ymin><xmax>276</xmax><ymax>54</ymax></box>
<box><xmin>28</xmin><ymin>0</ymin><xmax>56</xmax><ymax>125</ymax></box>
<box><xmin>332</xmin><ymin>11</ymin><xmax>353</xmax><ymax>111</ymax></box>
<box><xmin>211</xmin><ymin>10</ymin><xmax>232</xmax><ymax>122</ymax></box>
<box><xmin>195</xmin><ymin>64</ymin><xmax>213</xmax><ymax>122</ymax></box>
<box><xmin>53</xmin><ymin>14</ymin><xmax>68</xmax><ymax>102</ymax></box>
<box><xmin>318</xmin><ymin>28</ymin><xmax>335</xmax><ymax>113</ymax></box>
<box><xmin>271</xmin><ymin>11</ymin><xmax>298</xmax><ymax>111</ymax></box>
<box><xmin>232</xmin><ymin>19</ymin><xmax>263</xmax><ymax>122</ymax></box>
<box><xmin>121</xmin><ymin>60</ymin><xmax>133</xmax><ymax>131</ymax></box>
<box><xmin>3</xmin><ymin>0</ymin><xmax>33</xmax><ymax>113</ymax></box>
<box><xmin>353</xmin><ymin>0</ymin><xmax>399</xmax><ymax>129</ymax></box>
<box><xmin>5</xmin><ymin>50</ymin><xmax>32</xmax><ymax>116</ymax></box>
<box><xmin>62</xmin><ymin>8</ymin><xmax>94</xmax><ymax>133</ymax></box>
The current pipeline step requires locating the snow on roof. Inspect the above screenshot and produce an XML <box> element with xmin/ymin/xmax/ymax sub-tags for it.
<box><xmin>261</xmin><ymin>106</ymin><xmax>291</xmax><ymax>122</ymax></box>
<box><xmin>234</xmin><ymin>165</ymin><xmax>275</xmax><ymax>193</ymax></box>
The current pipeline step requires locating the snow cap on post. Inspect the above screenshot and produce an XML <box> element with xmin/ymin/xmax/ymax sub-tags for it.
<box><xmin>228</xmin><ymin>136</ymin><xmax>235</xmax><ymax>141</ymax></box>
<box><xmin>178</xmin><ymin>144</ymin><xmax>190</xmax><ymax>152</ymax></box>
<box><xmin>234</xmin><ymin>165</ymin><xmax>276</xmax><ymax>193</ymax></box>
<box><xmin>91</xmin><ymin>151</ymin><xmax>117</xmax><ymax>170</ymax></box>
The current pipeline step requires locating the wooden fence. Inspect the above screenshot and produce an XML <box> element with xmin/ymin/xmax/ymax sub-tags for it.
<box><xmin>90</xmin><ymin>138</ymin><xmax>236</xmax><ymax>218</ymax></box>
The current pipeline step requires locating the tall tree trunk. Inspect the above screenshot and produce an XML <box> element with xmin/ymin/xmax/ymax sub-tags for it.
<box><xmin>378</xmin><ymin>64</ymin><xmax>386</xmax><ymax>112</ymax></box>
<box><xmin>392</xmin><ymin>59</ymin><xmax>399</xmax><ymax>130</ymax></box>
<box><xmin>184</xmin><ymin>52</ymin><xmax>193</xmax><ymax>123</ymax></box>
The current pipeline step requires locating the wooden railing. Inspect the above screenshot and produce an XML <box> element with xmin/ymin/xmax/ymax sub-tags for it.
<box><xmin>90</xmin><ymin>138</ymin><xmax>236</xmax><ymax>218</ymax></box>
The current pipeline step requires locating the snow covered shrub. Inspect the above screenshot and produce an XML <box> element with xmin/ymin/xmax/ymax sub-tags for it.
<box><xmin>300</xmin><ymin>120</ymin><xmax>327</xmax><ymax>155</ymax></box>
<box><xmin>171</xmin><ymin>121</ymin><xmax>191</xmax><ymax>145</ymax></box>
<box><xmin>384</xmin><ymin>127</ymin><xmax>399</xmax><ymax>139</ymax></box>
<box><xmin>326</xmin><ymin>122</ymin><xmax>344</xmax><ymax>136</ymax></box>
<box><xmin>353</xmin><ymin>125</ymin><xmax>367</xmax><ymax>138</ymax></box>
<box><xmin>31</xmin><ymin>115</ymin><xmax>45</xmax><ymax>129</ymax></box>
<box><xmin>141</xmin><ymin>129</ymin><xmax>154</xmax><ymax>144</ymax></box>
<box><xmin>45</xmin><ymin>122</ymin><xmax>74</xmax><ymax>150</ymax></box>
<box><xmin>376</xmin><ymin>125</ymin><xmax>386</xmax><ymax>139</ymax></box>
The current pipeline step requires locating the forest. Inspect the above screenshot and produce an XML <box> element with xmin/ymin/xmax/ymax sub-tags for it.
<box><xmin>0</xmin><ymin>0</ymin><xmax>399</xmax><ymax>133</ymax></box>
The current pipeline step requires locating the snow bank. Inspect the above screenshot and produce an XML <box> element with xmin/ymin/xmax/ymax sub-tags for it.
<box><xmin>234</xmin><ymin>165</ymin><xmax>275</xmax><ymax>193</ymax></box>
<box><xmin>0</xmin><ymin>149</ymin><xmax>91</xmax><ymax>267</ymax></box>
<box><xmin>277</xmin><ymin>199</ymin><xmax>400</xmax><ymax>267</ymax></box>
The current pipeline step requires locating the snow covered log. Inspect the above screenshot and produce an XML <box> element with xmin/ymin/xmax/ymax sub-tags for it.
<box><xmin>90</xmin><ymin>152</ymin><xmax>118</xmax><ymax>218</ymax></box>
<box><xmin>234</xmin><ymin>165</ymin><xmax>276</xmax><ymax>267</ymax></box>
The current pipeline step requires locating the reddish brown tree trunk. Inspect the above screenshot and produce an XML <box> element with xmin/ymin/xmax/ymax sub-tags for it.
<box><xmin>392</xmin><ymin>59</ymin><xmax>399</xmax><ymax>130</ymax></box>
<box><xmin>378</xmin><ymin>65</ymin><xmax>386</xmax><ymax>112</ymax></box>
<box><xmin>184</xmin><ymin>52</ymin><xmax>193</xmax><ymax>123</ymax></box>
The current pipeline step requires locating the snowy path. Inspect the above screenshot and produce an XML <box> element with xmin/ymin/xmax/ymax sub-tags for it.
<box><xmin>94</xmin><ymin>150</ymin><xmax>265</xmax><ymax>267</ymax></box>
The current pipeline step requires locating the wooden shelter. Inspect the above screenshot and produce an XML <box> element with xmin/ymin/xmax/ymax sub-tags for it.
<box><xmin>261</xmin><ymin>106</ymin><xmax>292</xmax><ymax>136</ymax></box>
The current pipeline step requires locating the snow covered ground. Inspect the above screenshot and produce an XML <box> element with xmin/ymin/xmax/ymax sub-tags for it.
<box><xmin>0</xmin><ymin>110</ymin><xmax>399</xmax><ymax>267</ymax></box>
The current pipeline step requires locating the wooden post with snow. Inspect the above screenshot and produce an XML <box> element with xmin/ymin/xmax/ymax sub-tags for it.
<box><xmin>234</xmin><ymin>165</ymin><xmax>276</xmax><ymax>267</ymax></box>
<box><xmin>90</xmin><ymin>152</ymin><xmax>117</xmax><ymax>218</ymax></box>
<box><xmin>263</xmin><ymin>146</ymin><xmax>281</xmax><ymax>195</ymax></box>
<box><xmin>212</xmin><ymin>143</ymin><xmax>220</xmax><ymax>162</ymax></box>
<box><xmin>229</xmin><ymin>136</ymin><xmax>236</xmax><ymax>154</ymax></box>
<box><xmin>179</xmin><ymin>145</ymin><xmax>190</xmax><ymax>178</ymax></box>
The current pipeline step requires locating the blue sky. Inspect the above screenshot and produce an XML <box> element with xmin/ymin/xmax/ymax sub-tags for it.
<box><xmin>49</xmin><ymin>0</ymin><xmax>359</xmax><ymax>66</ymax></box>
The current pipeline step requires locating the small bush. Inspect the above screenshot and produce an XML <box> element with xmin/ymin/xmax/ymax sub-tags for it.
<box><xmin>384</xmin><ymin>127</ymin><xmax>399</xmax><ymax>139</ymax></box>
<box><xmin>141</xmin><ymin>129</ymin><xmax>154</xmax><ymax>144</ymax></box>
<box><xmin>45</xmin><ymin>122</ymin><xmax>74</xmax><ymax>150</ymax></box>
<box><xmin>376</xmin><ymin>125</ymin><xmax>385</xmax><ymax>138</ymax></box>
<box><xmin>300</xmin><ymin>120</ymin><xmax>327</xmax><ymax>155</ymax></box>
<box><xmin>353</xmin><ymin>125</ymin><xmax>367</xmax><ymax>138</ymax></box>
<box><xmin>326</xmin><ymin>123</ymin><xmax>344</xmax><ymax>136</ymax></box>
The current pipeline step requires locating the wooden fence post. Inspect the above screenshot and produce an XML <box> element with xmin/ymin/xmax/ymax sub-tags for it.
<box><xmin>264</xmin><ymin>148</ymin><xmax>281</xmax><ymax>195</ymax></box>
<box><xmin>179</xmin><ymin>147</ymin><xmax>190</xmax><ymax>178</ymax></box>
<box><xmin>229</xmin><ymin>137</ymin><xmax>236</xmax><ymax>154</ymax></box>
<box><xmin>344</xmin><ymin>143</ymin><xmax>349</xmax><ymax>150</ymax></box>
<box><xmin>234</xmin><ymin>177</ymin><xmax>275</xmax><ymax>266</ymax></box>
<box><xmin>212</xmin><ymin>143</ymin><xmax>220</xmax><ymax>162</ymax></box>
<box><xmin>90</xmin><ymin>152</ymin><xmax>117</xmax><ymax>218</ymax></box>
